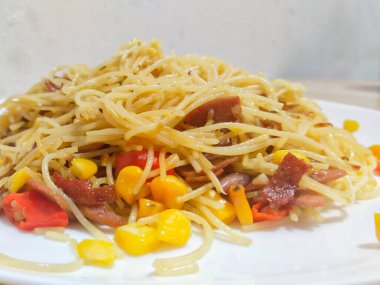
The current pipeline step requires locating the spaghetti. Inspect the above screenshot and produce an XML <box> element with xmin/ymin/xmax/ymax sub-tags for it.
<box><xmin>0</xmin><ymin>39</ymin><xmax>378</xmax><ymax>274</ymax></box>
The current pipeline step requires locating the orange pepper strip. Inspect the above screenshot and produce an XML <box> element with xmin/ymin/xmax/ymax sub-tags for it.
<box><xmin>374</xmin><ymin>213</ymin><xmax>380</xmax><ymax>241</ymax></box>
<box><xmin>251</xmin><ymin>202</ymin><xmax>290</xmax><ymax>222</ymax></box>
<box><xmin>228</xmin><ymin>184</ymin><xmax>253</xmax><ymax>225</ymax></box>
<box><xmin>374</xmin><ymin>159</ymin><xmax>380</xmax><ymax>176</ymax></box>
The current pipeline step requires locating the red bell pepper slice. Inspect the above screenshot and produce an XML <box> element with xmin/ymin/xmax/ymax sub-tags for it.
<box><xmin>252</xmin><ymin>202</ymin><xmax>291</xmax><ymax>222</ymax></box>
<box><xmin>3</xmin><ymin>191</ymin><xmax>69</xmax><ymax>231</ymax></box>
<box><xmin>115</xmin><ymin>149</ymin><xmax>175</xmax><ymax>175</ymax></box>
<box><xmin>374</xmin><ymin>160</ymin><xmax>380</xmax><ymax>176</ymax></box>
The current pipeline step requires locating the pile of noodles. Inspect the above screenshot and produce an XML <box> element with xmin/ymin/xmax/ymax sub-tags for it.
<box><xmin>0</xmin><ymin>39</ymin><xmax>377</xmax><ymax>275</ymax></box>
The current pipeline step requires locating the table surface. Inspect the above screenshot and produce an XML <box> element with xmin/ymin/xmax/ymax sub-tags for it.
<box><xmin>297</xmin><ymin>79</ymin><xmax>380</xmax><ymax>110</ymax></box>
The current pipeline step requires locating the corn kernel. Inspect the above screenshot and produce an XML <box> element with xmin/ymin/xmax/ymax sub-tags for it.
<box><xmin>156</xmin><ymin>209</ymin><xmax>191</xmax><ymax>246</ymax></box>
<box><xmin>70</xmin><ymin>158</ymin><xmax>98</xmax><ymax>179</ymax></box>
<box><xmin>137</xmin><ymin>198</ymin><xmax>166</xmax><ymax>218</ymax></box>
<box><xmin>77</xmin><ymin>239</ymin><xmax>117</xmax><ymax>267</ymax></box>
<box><xmin>204</xmin><ymin>190</ymin><xmax>236</xmax><ymax>224</ymax></box>
<box><xmin>369</xmin><ymin>145</ymin><xmax>380</xmax><ymax>160</ymax></box>
<box><xmin>114</xmin><ymin>224</ymin><xmax>160</xmax><ymax>255</ymax></box>
<box><xmin>115</xmin><ymin>166</ymin><xmax>150</xmax><ymax>204</ymax></box>
<box><xmin>272</xmin><ymin>150</ymin><xmax>310</xmax><ymax>164</ymax></box>
<box><xmin>150</xmin><ymin>175</ymin><xmax>188</xmax><ymax>209</ymax></box>
<box><xmin>9</xmin><ymin>168</ymin><xmax>31</xmax><ymax>193</ymax></box>
<box><xmin>343</xmin><ymin>119</ymin><xmax>359</xmax><ymax>133</ymax></box>
<box><xmin>375</xmin><ymin>213</ymin><xmax>380</xmax><ymax>241</ymax></box>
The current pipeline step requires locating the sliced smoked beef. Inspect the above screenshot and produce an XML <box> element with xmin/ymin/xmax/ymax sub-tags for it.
<box><xmin>262</xmin><ymin>153</ymin><xmax>310</xmax><ymax>207</ymax></box>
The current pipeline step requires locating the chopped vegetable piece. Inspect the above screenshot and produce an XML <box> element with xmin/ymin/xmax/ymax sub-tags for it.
<box><xmin>150</xmin><ymin>175</ymin><xmax>188</xmax><ymax>209</ymax></box>
<box><xmin>374</xmin><ymin>213</ymin><xmax>380</xmax><ymax>241</ymax></box>
<box><xmin>115</xmin><ymin>166</ymin><xmax>150</xmax><ymax>204</ymax></box>
<box><xmin>25</xmin><ymin>179</ymin><xmax>71</xmax><ymax>214</ymax></box>
<box><xmin>77</xmin><ymin>239</ymin><xmax>117</xmax><ymax>267</ymax></box>
<box><xmin>204</xmin><ymin>190</ymin><xmax>236</xmax><ymax>224</ymax></box>
<box><xmin>252</xmin><ymin>202</ymin><xmax>290</xmax><ymax>222</ymax></box>
<box><xmin>70</xmin><ymin>158</ymin><xmax>98</xmax><ymax>179</ymax></box>
<box><xmin>115</xmin><ymin>149</ymin><xmax>174</xmax><ymax>175</ymax></box>
<box><xmin>137</xmin><ymin>198</ymin><xmax>166</xmax><ymax>218</ymax></box>
<box><xmin>374</xmin><ymin>160</ymin><xmax>380</xmax><ymax>176</ymax></box>
<box><xmin>228</xmin><ymin>184</ymin><xmax>253</xmax><ymax>225</ymax></box>
<box><xmin>114</xmin><ymin>224</ymin><xmax>160</xmax><ymax>255</ymax></box>
<box><xmin>9</xmin><ymin>168</ymin><xmax>31</xmax><ymax>193</ymax></box>
<box><xmin>156</xmin><ymin>209</ymin><xmax>191</xmax><ymax>246</ymax></box>
<box><xmin>272</xmin><ymin>150</ymin><xmax>310</xmax><ymax>164</ymax></box>
<box><xmin>369</xmin><ymin>145</ymin><xmax>380</xmax><ymax>160</ymax></box>
<box><xmin>3</xmin><ymin>191</ymin><xmax>69</xmax><ymax>231</ymax></box>
<box><xmin>343</xmin><ymin>119</ymin><xmax>359</xmax><ymax>132</ymax></box>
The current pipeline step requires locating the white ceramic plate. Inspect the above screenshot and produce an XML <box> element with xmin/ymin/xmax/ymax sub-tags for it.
<box><xmin>1</xmin><ymin>100</ymin><xmax>380</xmax><ymax>285</ymax></box>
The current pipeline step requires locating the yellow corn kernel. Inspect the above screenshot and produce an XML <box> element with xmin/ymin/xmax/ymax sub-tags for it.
<box><xmin>115</xmin><ymin>166</ymin><xmax>150</xmax><ymax>204</ymax></box>
<box><xmin>70</xmin><ymin>158</ymin><xmax>98</xmax><ymax>179</ymax></box>
<box><xmin>156</xmin><ymin>209</ymin><xmax>191</xmax><ymax>246</ymax></box>
<box><xmin>369</xmin><ymin>145</ymin><xmax>380</xmax><ymax>160</ymax></box>
<box><xmin>9</xmin><ymin>168</ymin><xmax>31</xmax><ymax>193</ymax></box>
<box><xmin>137</xmin><ymin>198</ymin><xmax>166</xmax><ymax>218</ymax></box>
<box><xmin>272</xmin><ymin>150</ymin><xmax>310</xmax><ymax>164</ymax></box>
<box><xmin>204</xmin><ymin>190</ymin><xmax>236</xmax><ymax>224</ymax></box>
<box><xmin>375</xmin><ymin>213</ymin><xmax>380</xmax><ymax>241</ymax></box>
<box><xmin>150</xmin><ymin>175</ymin><xmax>188</xmax><ymax>209</ymax></box>
<box><xmin>100</xmin><ymin>153</ymin><xmax>110</xmax><ymax>166</ymax></box>
<box><xmin>343</xmin><ymin>119</ymin><xmax>359</xmax><ymax>133</ymax></box>
<box><xmin>77</xmin><ymin>239</ymin><xmax>117</xmax><ymax>267</ymax></box>
<box><xmin>114</xmin><ymin>224</ymin><xmax>160</xmax><ymax>255</ymax></box>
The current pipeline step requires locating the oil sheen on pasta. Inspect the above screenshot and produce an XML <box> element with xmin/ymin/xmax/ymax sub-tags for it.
<box><xmin>0</xmin><ymin>39</ymin><xmax>377</xmax><ymax>274</ymax></box>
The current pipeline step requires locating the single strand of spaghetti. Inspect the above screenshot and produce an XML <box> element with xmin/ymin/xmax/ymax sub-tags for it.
<box><xmin>35</xmin><ymin>130</ymin><xmax>48</xmax><ymax>156</ymax></box>
<box><xmin>147</xmin><ymin>159</ymin><xmax>187</xmax><ymax>179</ymax></box>
<box><xmin>153</xmin><ymin>211</ymin><xmax>213</xmax><ymax>270</ymax></box>
<box><xmin>136</xmin><ymin>214</ymin><xmax>158</xmax><ymax>225</ymax></box>
<box><xmin>225</xmin><ymin>75</ymin><xmax>274</xmax><ymax>95</ymax></box>
<box><xmin>74</xmin><ymin>147</ymin><xmax>119</xmax><ymax>158</ymax></box>
<box><xmin>42</xmin><ymin>150</ymin><xmax>111</xmax><ymax>242</ymax></box>
<box><xmin>199</xmin><ymin>137</ymin><xmax>277</xmax><ymax>156</ymax></box>
<box><xmin>14</xmin><ymin>147</ymin><xmax>41</xmax><ymax>170</ymax></box>
<box><xmin>177</xmin><ymin>181</ymin><xmax>214</xmax><ymax>203</ymax></box>
<box><xmin>192</xmin><ymin>202</ymin><xmax>251</xmax><ymax>246</ymax></box>
<box><xmin>92</xmin><ymin>177</ymin><xmax>108</xmax><ymax>188</ymax></box>
<box><xmin>242</xmin><ymin>106</ymin><xmax>296</xmax><ymax>132</ymax></box>
<box><xmin>0</xmin><ymin>254</ymin><xmax>83</xmax><ymax>273</ymax></box>
<box><xmin>197</xmin><ymin>152</ymin><xmax>214</xmax><ymax>169</ymax></box>
<box><xmin>128</xmin><ymin>202</ymin><xmax>138</xmax><ymax>224</ymax></box>
<box><xmin>106</xmin><ymin>155</ymin><xmax>115</xmax><ymax>185</ymax></box>
<box><xmin>178</xmin><ymin>147</ymin><xmax>202</xmax><ymax>173</ymax></box>
<box><xmin>195</xmin><ymin>196</ymin><xmax>224</xmax><ymax>209</ymax></box>
<box><xmin>132</xmin><ymin>145</ymin><xmax>154</xmax><ymax>195</ymax></box>
<box><xmin>241</xmin><ymin>218</ymin><xmax>291</xmax><ymax>232</ymax></box>
<box><xmin>197</xmin><ymin>155</ymin><xmax>224</xmax><ymax>194</ymax></box>
<box><xmin>124</xmin><ymin>123</ymin><xmax>159</xmax><ymax>141</ymax></box>
<box><xmin>300</xmin><ymin>176</ymin><xmax>347</xmax><ymax>204</ymax></box>
<box><xmin>159</xmin><ymin>148</ymin><xmax>167</xmax><ymax>179</ymax></box>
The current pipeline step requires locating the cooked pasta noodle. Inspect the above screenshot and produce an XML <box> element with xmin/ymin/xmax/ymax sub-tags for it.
<box><xmin>0</xmin><ymin>39</ymin><xmax>377</xmax><ymax>275</ymax></box>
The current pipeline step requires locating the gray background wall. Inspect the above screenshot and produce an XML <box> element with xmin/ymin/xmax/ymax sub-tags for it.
<box><xmin>0</xmin><ymin>0</ymin><xmax>379</xmax><ymax>97</ymax></box>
